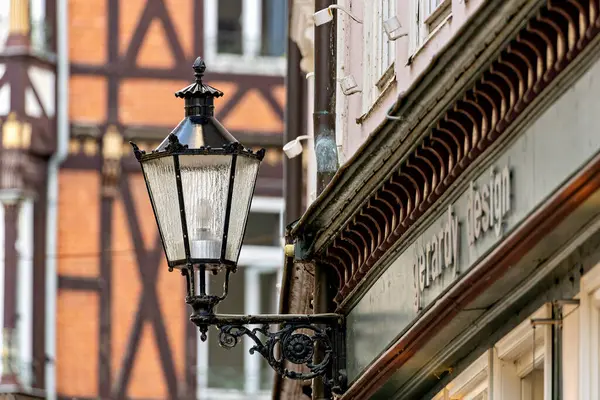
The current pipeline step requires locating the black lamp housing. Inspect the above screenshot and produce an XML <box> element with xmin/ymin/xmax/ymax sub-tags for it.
<box><xmin>130</xmin><ymin>57</ymin><xmax>265</xmax><ymax>334</ymax></box>
<box><xmin>130</xmin><ymin>58</ymin><xmax>346</xmax><ymax>394</ymax></box>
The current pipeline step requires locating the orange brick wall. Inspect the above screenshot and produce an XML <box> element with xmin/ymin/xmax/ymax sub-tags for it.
<box><xmin>56</xmin><ymin>291</ymin><xmax>99</xmax><ymax>397</ymax></box>
<box><xmin>60</xmin><ymin>0</ymin><xmax>286</xmax><ymax>397</ymax></box>
<box><xmin>118</xmin><ymin>79</ymin><xmax>189</xmax><ymax>126</ymax></box>
<box><xmin>69</xmin><ymin>0</ymin><xmax>106</xmax><ymax>64</ymax></box>
<box><xmin>69</xmin><ymin>76</ymin><xmax>107</xmax><ymax>124</ymax></box>
<box><xmin>57</xmin><ymin>170</ymin><xmax>100</xmax><ymax>277</ymax></box>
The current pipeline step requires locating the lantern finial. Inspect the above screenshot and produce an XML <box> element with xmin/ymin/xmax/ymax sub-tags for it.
<box><xmin>193</xmin><ymin>57</ymin><xmax>206</xmax><ymax>82</ymax></box>
<box><xmin>175</xmin><ymin>57</ymin><xmax>223</xmax><ymax>99</ymax></box>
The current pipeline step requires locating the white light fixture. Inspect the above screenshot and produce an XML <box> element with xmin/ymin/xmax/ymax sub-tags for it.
<box><xmin>283</xmin><ymin>135</ymin><xmax>311</xmax><ymax>159</ymax></box>
<box><xmin>383</xmin><ymin>16</ymin><xmax>407</xmax><ymax>41</ymax></box>
<box><xmin>339</xmin><ymin>74</ymin><xmax>361</xmax><ymax>96</ymax></box>
<box><xmin>313</xmin><ymin>5</ymin><xmax>363</xmax><ymax>26</ymax></box>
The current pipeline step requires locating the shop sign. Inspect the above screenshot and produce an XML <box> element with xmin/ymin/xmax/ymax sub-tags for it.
<box><xmin>413</xmin><ymin>166</ymin><xmax>512</xmax><ymax>311</ymax></box>
<box><xmin>346</xmin><ymin>57</ymin><xmax>600</xmax><ymax>382</ymax></box>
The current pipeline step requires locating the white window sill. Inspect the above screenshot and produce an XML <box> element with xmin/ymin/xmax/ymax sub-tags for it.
<box><xmin>357</xmin><ymin>65</ymin><xmax>397</xmax><ymax>124</ymax></box>
<box><xmin>205</xmin><ymin>53</ymin><xmax>286</xmax><ymax>76</ymax></box>
<box><xmin>425</xmin><ymin>0</ymin><xmax>452</xmax><ymax>27</ymax></box>
<box><xmin>408</xmin><ymin>12</ymin><xmax>453</xmax><ymax>66</ymax></box>
<box><xmin>200</xmin><ymin>388</ymin><xmax>272</xmax><ymax>400</ymax></box>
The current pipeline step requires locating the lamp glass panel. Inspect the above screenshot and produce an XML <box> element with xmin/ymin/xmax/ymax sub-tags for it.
<box><xmin>179</xmin><ymin>154</ymin><xmax>232</xmax><ymax>260</ymax></box>
<box><xmin>225</xmin><ymin>155</ymin><xmax>260</xmax><ymax>262</ymax></box>
<box><xmin>142</xmin><ymin>156</ymin><xmax>185</xmax><ymax>262</ymax></box>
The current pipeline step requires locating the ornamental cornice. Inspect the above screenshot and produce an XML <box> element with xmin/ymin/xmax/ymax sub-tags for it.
<box><xmin>303</xmin><ymin>0</ymin><xmax>600</xmax><ymax>308</ymax></box>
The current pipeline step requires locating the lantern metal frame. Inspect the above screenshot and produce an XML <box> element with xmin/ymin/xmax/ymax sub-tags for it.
<box><xmin>129</xmin><ymin>57</ymin><xmax>347</xmax><ymax>394</ymax></box>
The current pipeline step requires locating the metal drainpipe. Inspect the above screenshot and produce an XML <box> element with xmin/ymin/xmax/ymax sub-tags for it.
<box><xmin>313</xmin><ymin>1</ymin><xmax>338</xmax><ymax>399</ymax></box>
<box><xmin>313</xmin><ymin>0</ymin><xmax>339</xmax><ymax>195</ymax></box>
<box><xmin>45</xmin><ymin>0</ymin><xmax>69</xmax><ymax>398</ymax></box>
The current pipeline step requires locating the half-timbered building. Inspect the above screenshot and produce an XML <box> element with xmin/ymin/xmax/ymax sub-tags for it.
<box><xmin>0</xmin><ymin>0</ymin><xmax>286</xmax><ymax>399</ymax></box>
<box><xmin>279</xmin><ymin>0</ymin><xmax>600</xmax><ymax>398</ymax></box>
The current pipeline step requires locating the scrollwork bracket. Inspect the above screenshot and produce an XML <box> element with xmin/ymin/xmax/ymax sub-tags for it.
<box><xmin>196</xmin><ymin>314</ymin><xmax>347</xmax><ymax>394</ymax></box>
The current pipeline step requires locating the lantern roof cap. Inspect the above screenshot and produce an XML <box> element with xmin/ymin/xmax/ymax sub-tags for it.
<box><xmin>175</xmin><ymin>57</ymin><xmax>224</xmax><ymax>99</ymax></box>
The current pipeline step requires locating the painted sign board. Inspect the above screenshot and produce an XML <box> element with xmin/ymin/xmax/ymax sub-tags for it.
<box><xmin>346</xmin><ymin>57</ymin><xmax>600</xmax><ymax>381</ymax></box>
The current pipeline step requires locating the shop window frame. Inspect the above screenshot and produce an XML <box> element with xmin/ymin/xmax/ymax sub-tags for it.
<box><xmin>203</xmin><ymin>0</ymin><xmax>286</xmax><ymax>76</ymax></box>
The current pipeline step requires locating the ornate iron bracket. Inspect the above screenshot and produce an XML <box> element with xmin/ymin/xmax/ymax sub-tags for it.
<box><xmin>192</xmin><ymin>313</ymin><xmax>347</xmax><ymax>394</ymax></box>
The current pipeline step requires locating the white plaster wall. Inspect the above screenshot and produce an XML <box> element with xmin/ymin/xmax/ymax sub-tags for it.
<box><xmin>335</xmin><ymin>0</ymin><xmax>486</xmax><ymax>160</ymax></box>
<box><xmin>0</xmin><ymin>1</ymin><xmax>9</xmax><ymax>51</ymax></box>
<box><xmin>28</xmin><ymin>65</ymin><xmax>56</xmax><ymax>118</ymax></box>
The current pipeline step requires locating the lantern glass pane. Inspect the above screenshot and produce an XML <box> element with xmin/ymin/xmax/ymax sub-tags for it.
<box><xmin>143</xmin><ymin>156</ymin><xmax>185</xmax><ymax>262</ymax></box>
<box><xmin>179</xmin><ymin>154</ymin><xmax>232</xmax><ymax>261</ymax></box>
<box><xmin>225</xmin><ymin>155</ymin><xmax>260</xmax><ymax>262</ymax></box>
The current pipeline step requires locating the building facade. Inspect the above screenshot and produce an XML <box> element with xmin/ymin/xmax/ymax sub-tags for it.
<box><xmin>0</xmin><ymin>0</ymin><xmax>286</xmax><ymax>399</ymax></box>
<box><xmin>278</xmin><ymin>0</ymin><xmax>600</xmax><ymax>398</ymax></box>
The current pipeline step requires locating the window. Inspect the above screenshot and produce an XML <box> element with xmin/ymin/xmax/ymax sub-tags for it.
<box><xmin>197</xmin><ymin>197</ymin><xmax>284</xmax><ymax>399</ymax></box>
<box><xmin>362</xmin><ymin>0</ymin><xmax>396</xmax><ymax>113</ymax></box>
<box><xmin>432</xmin><ymin>351</ymin><xmax>490</xmax><ymax>400</ymax></box>
<box><xmin>579</xmin><ymin>262</ymin><xmax>600</xmax><ymax>400</ymax></box>
<box><xmin>520</xmin><ymin>368</ymin><xmax>544</xmax><ymax>400</ymax></box>
<box><xmin>205</xmin><ymin>0</ymin><xmax>287</xmax><ymax>74</ymax></box>
<box><xmin>30</xmin><ymin>0</ymin><xmax>50</xmax><ymax>53</ymax></box>
<box><xmin>494</xmin><ymin>305</ymin><xmax>550</xmax><ymax>400</ymax></box>
<box><xmin>260</xmin><ymin>0</ymin><xmax>286</xmax><ymax>57</ymax></box>
<box><xmin>0</xmin><ymin>1</ymin><xmax>8</xmax><ymax>50</ymax></box>
<box><xmin>217</xmin><ymin>0</ymin><xmax>243</xmax><ymax>55</ymax></box>
<box><xmin>411</xmin><ymin>0</ymin><xmax>452</xmax><ymax>52</ymax></box>
<box><xmin>0</xmin><ymin>1</ymin><xmax>49</xmax><ymax>53</ymax></box>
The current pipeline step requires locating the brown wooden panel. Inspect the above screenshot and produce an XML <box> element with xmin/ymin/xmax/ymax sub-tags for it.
<box><xmin>119</xmin><ymin>79</ymin><xmax>188</xmax><ymax>126</ymax></box>
<box><xmin>57</xmin><ymin>170</ymin><xmax>100</xmax><ymax>277</ymax></box>
<box><xmin>163</xmin><ymin>0</ymin><xmax>193</xmax><ymax>59</ymax></box>
<box><xmin>156</xmin><ymin>258</ymin><xmax>186</xmax><ymax>382</ymax></box>
<box><xmin>69</xmin><ymin>0</ymin><xmax>107</xmax><ymax>64</ymax></box>
<box><xmin>208</xmin><ymin>81</ymin><xmax>239</xmax><ymax>116</ymax></box>
<box><xmin>56</xmin><ymin>290</ymin><xmax>99</xmax><ymax>397</ymax></box>
<box><xmin>69</xmin><ymin>76</ymin><xmax>107</xmax><ymax>123</ymax></box>
<box><xmin>128</xmin><ymin>323</ymin><xmax>168</xmax><ymax>398</ymax></box>
<box><xmin>111</xmin><ymin>193</ymin><xmax>142</xmax><ymax>381</ymax></box>
<box><xmin>128</xmin><ymin>174</ymin><xmax>161</xmax><ymax>249</ymax></box>
<box><xmin>129</xmin><ymin>173</ymin><xmax>187</xmax><ymax>382</ymax></box>
<box><xmin>272</xmin><ymin>85</ymin><xmax>286</xmax><ymax>109</ymax></box>
<box><xmin>110</xmin><ymin>175</ymin><xmax>182</xmax><ymax>398</ymax></box>
<box><xmin>119</xmin><ymin>0</ymin><xmax>147</xmax><ymax>56</ymax></box>
<box><xmin>222</xmin><ymin>88</ymin><xmax>283</xmax><ymax>133</ymax></box>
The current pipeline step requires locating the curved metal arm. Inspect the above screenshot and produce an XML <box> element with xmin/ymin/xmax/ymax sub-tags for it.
<box><xmin>219</xmin><ymin>323</ymin><xmax>331</xmax><ymax>380</ymax></box>
<box><xmin>194</xmin><ymin>314</ymin><xmax>347</xmax><ymax>394</ymax></box>
<box><xmin>329</xmin><ymin>5</ymin><xmax>363</xmax><ymax>24</ymax></box>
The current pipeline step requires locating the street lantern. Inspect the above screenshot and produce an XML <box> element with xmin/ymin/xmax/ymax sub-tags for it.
<box><xmin>131</xmin><ymin>58</ymin><xmax>264</xmax><ymax>331</ymax></box>
<box><xmin>130</xmin><ymin>58</ymin><xmax>346</xmax><ymax>394</ymax></box>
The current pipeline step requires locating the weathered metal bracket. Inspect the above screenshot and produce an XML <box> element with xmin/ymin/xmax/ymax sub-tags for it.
<box><xmin>192</xmin><ymin>313</ymin><xmax>347</xmax><ymax>394</ymax></box>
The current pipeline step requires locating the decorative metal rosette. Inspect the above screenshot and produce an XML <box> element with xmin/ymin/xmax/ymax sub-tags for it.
<box><xmin>282</xmin><ymin>333</ymin><xmax>315</xmax><ymax>364</ymax></box>
<box><xmin>215</xmin><ymin>322</ymin><xmax>334</xmax><ymax>382</ymax></box>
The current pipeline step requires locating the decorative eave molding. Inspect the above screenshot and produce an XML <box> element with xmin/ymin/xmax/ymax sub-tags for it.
<box><xmin>308</xmin><ymin>0</ymin><xmax>600</xmax><ymax>308</ymax></box>
<box><xmin>291</xmin><ymin>0</ymin><xmax>547</xmax><ymax>250</ymax></box>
